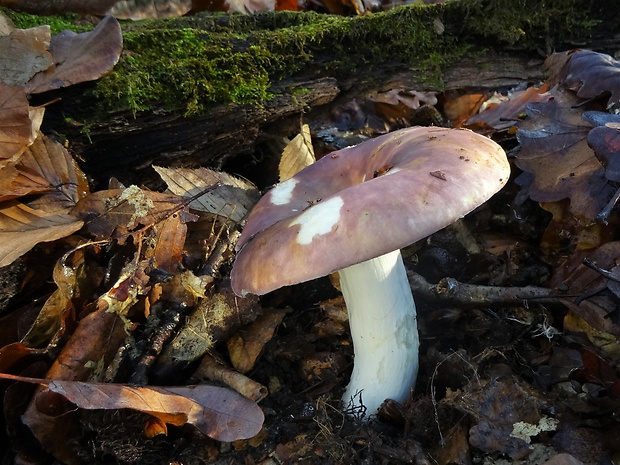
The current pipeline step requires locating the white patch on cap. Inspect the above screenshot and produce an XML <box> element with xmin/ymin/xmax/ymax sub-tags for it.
<box><xmin>270</xmin><ymin>178</ymin><xmax>299</xmax><ymax>205</ymax></box>
<box><xmin>290</xmin><ymin>196</ymin><xmax>344</xmax><ymax>245</ymax></box>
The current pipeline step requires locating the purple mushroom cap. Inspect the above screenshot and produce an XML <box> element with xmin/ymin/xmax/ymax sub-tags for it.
<box><xmin>231</xmin><ymin>126</ymin><xmax>510</xmax><ymax>296</ymax></box>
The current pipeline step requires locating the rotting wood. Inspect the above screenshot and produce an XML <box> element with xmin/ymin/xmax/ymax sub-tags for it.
<box><xmin>19</xmin><ymin>0</ymin><xmax>617</xmax><ymax>188</ymax></box>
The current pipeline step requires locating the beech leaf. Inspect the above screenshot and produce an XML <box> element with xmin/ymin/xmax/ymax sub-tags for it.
<box><xmin>0</xmin><ymin>24</ymin><xmax>52</xmax><ymax>87</ymax></box>
<box><xmin>0</xmin><ymin>201</ymin><xmax>83</xmax><ymax>267</ymax></box>
<box><xmin>0</xmin><ymin>134</ymin><xmax>90</xmax><ymax>207</ymax></box>
<box><xmin>0</xmin><ymin>84</ymin><xmax>36</xmax><ymax>168</ymax></box>
<box><xmin>26</xmin><ymin>15</ymin><xmax>123</xmax><ymax>94</ymax></box>
<box><xmin>154</xmin><ymin>166</ymin><xmax>259</xmax><ymax>222</ymax></box>
<box><xmin>278</xmin><ymin>124</ymin><xmax>315</xmax><ymax>182</ymax></box>
<box><xmin>42</xmin><ymin>380</ymin><xmax>264</xmax><ymax>442</ymax></box>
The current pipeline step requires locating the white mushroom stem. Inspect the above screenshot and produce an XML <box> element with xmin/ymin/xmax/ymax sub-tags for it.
<box><xmin>338</xmin><ymin>249</ymin><xmax>419</xmax><ymax>418</ymax></box>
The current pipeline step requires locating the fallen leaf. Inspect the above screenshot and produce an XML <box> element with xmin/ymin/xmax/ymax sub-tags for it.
<box><xmin>0</xmin><ymin>134</ymin><xmax>90</xmax><ymax>207</ymax></box>
<box><xmin>72</xmin><ymin>186</ymin><xmax>185</xmax><ymax>242</ymax></box>
<box><xmin>547</xmin><ymin>50</ymin><xmax>620</xmax><ymax>112</ymax></box>
<box><xmin>465</xmin><ymin>85</ymin><xmax>550</xmax><ymax>131</ymax></box>
<box><xmin>227</xmin><ymin>308</ymin><xmax>287</xmax><ymax>373</ymax></box>
<box><xmin>443</xmin><ymin>93</ymin><xmax>486</xmax><ymax>126</ymax></box>
<box><xmin>0</xmin><ymin>24</ymin><xmax>52</xmax><ymax>87</ymax></box>
<box><xmin>0</xmin><ymin>200</ymin><xmax>83</xmax><ymax>267</ymax></box>
<box><xmin>443</xmin><ymin>377</ymin><xmax>550</xmax><ymax>459</ymax></box>
<box><xmin>152</xmin><ymin>210</ymin><xmax>187</xmax><ymax>274</ymax></box>
<box><xmin>278</xmin><ymin>124</ymin><xmax>315</xmax><ymax>182</ymax></box>
<box><xmin>0</xmin><ymin>84</ymin><xmax>36</xmax><ymax>168</ymax></box>
<box><xmin>51</xmin><ymin>381</ymin><xmax>264</xmax><ymax>441</ymax></box>
<box><xmin>26</xmin><ymin>15</ymin><xmax>123</xmax><ymax>94</ymax></box>
<box><xmin>515</xmin><ymin>88</ymin><xmax>612</xmax><ymax>222</ymax></box>
<box><xmin>542</xmin><ymin>454</ymin><xmax>585</xmax><ymax>465</ymax></box>
<box><xmin>154</xmin><ymin>166</ymin><xmax>259</xmax><ymax>223</ymax></box>
<box><xmin>155</xmin><ymin>280</ymin><xmax>261</xmax><ymax>374</ymax></box>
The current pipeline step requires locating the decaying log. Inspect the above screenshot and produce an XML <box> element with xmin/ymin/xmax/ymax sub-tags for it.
<box><xmin>19</xmin><ymin>0</ymin><xmax>618</xmax><ymax>187</ymax></box>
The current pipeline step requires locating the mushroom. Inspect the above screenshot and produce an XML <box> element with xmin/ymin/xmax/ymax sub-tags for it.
<box><xmin>231</xmin><ymin>126</ymin><xmax>510</xmax><ymax>418</ymax></box>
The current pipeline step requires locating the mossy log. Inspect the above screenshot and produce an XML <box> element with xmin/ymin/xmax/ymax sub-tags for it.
<box><xmin>18</xmin><ymin>0</ymin><xmax>619</xmax><ymax>188</ymax></box>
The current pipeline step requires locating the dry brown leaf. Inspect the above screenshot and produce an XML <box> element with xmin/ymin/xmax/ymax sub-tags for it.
<box><xmin>72</xmin><ymin>186</ymin><xmax>185</xmax><ymax>242</ymax></box>
<box><xmin>443</xmin><ymin>93</ymin><xmax>486</xmax><ymax>126</ymax></box>
<box><xmin>34</xmin><ymin>380</ymin><xmax>265</xmax><ymax>441</ymax></box>
<box><xmin>465</xmin><ymin>85</ymin><xmax>550</xmax><ymax>131</ymax></box>
<box><xmin>0</xmin><ymin>84</ymin><xmax>36</xmax><ymax>168</ymax></box>
<box><xmin>0</xmin><ymin>200</ymin><xmax>83</xmax><ymax>267</ymax></box>
<box><xmin>154</xmin><ymin>166</ymin><xmax>259</xmax><ymax>223</ymax></box>
<box><xmin>227</xmin><ymin>309</ymin><xmax>287</xmax><ymax>373</ymax></box>
<box><xmin>152</xmin><ymin>210</ymin><xmax>187</xmax><ymax>274</ymax></box>
<box><xmin>0</xmin><ymin>134</ymin><xmax>90</xmax><ymax>207</ymax></box>
<box><xmin>278</xmin><ymin>124</ymin><xmax>315</xmax><ymax>182</ymax></box>
<box><xmin>0</xmin><ymin>24</ymin><xmax>52</xmax><ymax>87</ymax></box>
<box><xmin>26</xmin><ymin>15</ymin><xmax>123</xmax><ymax>94</ymax></box>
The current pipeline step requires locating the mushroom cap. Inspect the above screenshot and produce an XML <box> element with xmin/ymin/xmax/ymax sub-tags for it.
<box><xmin>231</xmin><ymin>126</ymin><xmax>510</xmax><ymax>296</ymax></box>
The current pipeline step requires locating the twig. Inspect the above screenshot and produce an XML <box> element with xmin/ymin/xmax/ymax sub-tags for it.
<box><xmin>407</xmin><ymin>271</ymin><xmax>562</xmax><ymax>307</ymax></box>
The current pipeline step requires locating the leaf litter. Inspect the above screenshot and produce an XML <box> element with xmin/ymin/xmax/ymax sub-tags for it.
<box><xmin>2</xmin><ymin>7</ymin><xmax>620</xmax><ymax>465</ymax></box>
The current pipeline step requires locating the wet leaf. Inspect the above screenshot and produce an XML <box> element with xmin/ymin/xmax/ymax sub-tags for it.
<box><xmin>587</xmin><ymin>125</ymin><xmax>620</xmax><ymax>181</ymax></box>
<box><xmin>26</xmin><ymin>15</ymin><xmax>123</xmax><ymax>94</ymax></box>
<box><xmin>0</xmin><ymin>200</ymin><xmax>83</xmax><ymax>267</ymax></box>
<box><xmin>154</xmin><ymin>166</ymin><xmax>259</xmax><ymax>223</ymax></box>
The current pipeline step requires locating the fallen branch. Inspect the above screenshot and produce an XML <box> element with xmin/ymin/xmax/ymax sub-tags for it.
<box><xmin>407</xmin><ymin>271</ymin><xmax>562</xmax><ymax>307</ymax></box>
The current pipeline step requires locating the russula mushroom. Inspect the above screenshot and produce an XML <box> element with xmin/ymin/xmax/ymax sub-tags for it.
<box><xmin>231</xmin><ymin>126</ymin><xmax>509</xmax><ymax>418</ymax></box>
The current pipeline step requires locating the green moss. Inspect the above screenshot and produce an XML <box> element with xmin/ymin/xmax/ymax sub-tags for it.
<box><xmin>3</xmin><ymin>0</ymin><xmax>591</xmax><ymax>117</ymax></box>
<box><xmin>449</xmin><ymin>0</ymin><xmax>599</xmax><ymax>48</ymax></box>
<box><xmin>0</xmin><ymin>7</ymin><xmax>92</xmax><ymax>34</ymax></box>
<box><xmin>96</xmin><ymin>5</ymin><xmax>453</xmax><ymax>115</ymax></box>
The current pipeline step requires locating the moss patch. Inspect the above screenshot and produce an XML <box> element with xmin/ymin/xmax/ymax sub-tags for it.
<box><xmin>2</xmin><ymin>0</ymin><xmax>602</xmax><ymax>116</ymax></box>
<box><xmin>95</xmin><ymin>0</ymin><xmax>602</xmax><ymax>116</ymax></box>
<box><xmin>96</xmin><ymin>6</ymin><xmax>457</xmax><ymax>115</ymax></box>
<box><xmin>0</xmin><ymin>7</ymin><xmax>92</xmax><ymax>33</ymax></box>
